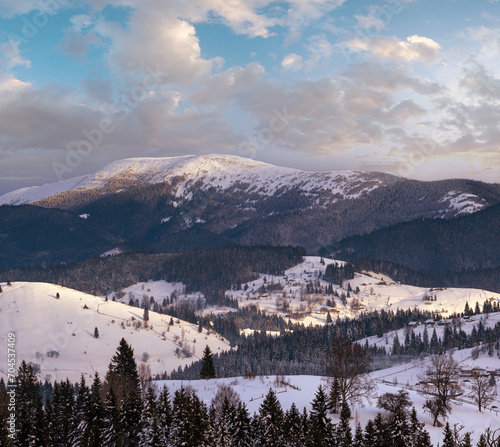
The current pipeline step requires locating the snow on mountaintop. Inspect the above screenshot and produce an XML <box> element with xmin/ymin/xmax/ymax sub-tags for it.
<box><xmin>0</xmin><ymin>154</ymin><xmax>388</xmax><ymax>206</ymax></box>
<box><xmin>0</xmin><ymin>281</ymin><xmax>229</xmax><ymax>383</ymax></box>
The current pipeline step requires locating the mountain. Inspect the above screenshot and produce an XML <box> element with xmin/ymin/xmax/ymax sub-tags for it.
<box><xmin>1</xmin><ymin>154</ymin><xmax>500</xmax><ymax>268</ymax></box>
<box><xmin>332</xmin><ymin>202</ymin><xmax>500</xmax><ymax>272</ymax></box>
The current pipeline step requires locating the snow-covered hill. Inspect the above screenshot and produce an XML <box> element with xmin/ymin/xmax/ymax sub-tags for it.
<box><xmin>224</xmin><ymin>256</ymin><xmax>500</xmax><ymax>325</ymax></box>
<box><xmin>0</xmin><ymin>281</ymin><xmax>230</xmax><ymax>383</ymax></box>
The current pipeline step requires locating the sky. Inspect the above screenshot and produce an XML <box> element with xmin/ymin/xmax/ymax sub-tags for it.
<box><xmin>0</xmin><ymin>0</ymin><xmax>499</xmax><ymax>195</ymax></box>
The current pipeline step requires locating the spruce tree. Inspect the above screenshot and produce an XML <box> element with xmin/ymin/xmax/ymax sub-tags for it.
<box><xmin>476</xmin><ymin>434</ymin><xmax>487</xmax><ymax>447</ymax></box>
<box><xmin>461</xmin><ymin>432</ymin><xmax>472</xmax><ymax>447</ymax></box>
<box><xmin>157</xmin><ymin>385</ymin><xmax>172</xmax><ymax>445</ymax></box>
<box><xmin>259</xmin><ymin>388</ymin><xmax>285</xmax><ymax>447</ymax></box>
<box><xmin>338</xmin><ymin>401</ymin><xmax>352</xmax><ymax>447</ymax></box>
<box><xmin>143</xmin><ymin>306</ymin><xmax>149</xmax><ymax>322</ymax></box>
<box><xmin>283</xmin><ymin>403</ymin><xmax>304</xmax><ymax>447</ymax></box>
<box><xmin>139</xmin><ymin>387</ymin><xmax>162</xmax><ymax>447</ymax></box>
<box><xmin>442</xmin><ymin>422</ymin><xmax>455</xmax><ymax>447</ymax></box>
<box><xmin>16</xmin><ymin>361</ymin><xmax>39</xmax><ymax>444</ymax></box>
<box><xmin>87</xmin><ymin>373</ymin><xmax>104</xmax><ymax>446</ymax></box>
<box><xmin>30</xmin><ymin>394</ymin><xmax>49</xmax><ymax>446</ymax></box>
<box><xmin>102</xmin><ymin>388</ymin><xmax>121</xmax><ymax>447</ymax></box>
<box><xmin>231</xmin><ymin>402</ymin><xmax>252</xmax><ymax>447</ymax></box>
<box><xmin>309</xmin><ymin>385</ymin><xmax>334</xmax><ymax>446</ymax></box>
<box><xmin>71</xmin><ymin>374</ymin><xmax>90</xmax><ymax>447</ymax></box>
<box><xmin>353</xmin><ymin>423</ymin><xmax>364</xmax><ymax>447</ymax></box>
<box><xmin>328</xmin><ymin>377</ymin><xmax>341</xmax><ymax>414</ymax></box>
<box><xmin>94</xmin><ymin>327</ymin><xmax>99</xmax><ymax>338</ymax></box>
<box><xmin>214</xmin><ymin>397</ymin><xmax>234</xmax><ymax>447</ymax></box>
<box><xmin>363</xmin><ymin>419</ymin><xmax>376</xmax><ymax>447</ymax></box>
<box><xmin>106</xmin><ymin>338</ymin><xmax>140</xmax><ymax>403</ymax></box>
<box><xmin>200</xmin><ymin>345</ymin><xmax>216</xmax><ymax>379</ymax></box>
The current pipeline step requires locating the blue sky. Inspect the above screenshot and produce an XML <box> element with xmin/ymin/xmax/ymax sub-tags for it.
<box><xmin>0</xmin><ymin>0</ymin><xmax>499</xmax><ymax>194</ymax></box>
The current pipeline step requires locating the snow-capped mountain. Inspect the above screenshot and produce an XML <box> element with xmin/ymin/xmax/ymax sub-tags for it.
<box><xmin>1</xmin><ymin>154</ymin><xmax>500</xmax><ymax>270</ymax></box>
<box><xmin>0</xmin><ymin>154</ymin><xmax>397</xmax><ymax>207</ymax></box>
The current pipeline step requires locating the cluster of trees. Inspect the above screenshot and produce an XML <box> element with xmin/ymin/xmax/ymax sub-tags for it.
<box><xmin>2</xmin><ymin>246</ymin><xmax>305</xmax><ymax>302</ymax></box>
<box><xmin>2</xmin><ymin>342</ymin><xmax>497</xmax><ymax>447</ymax></box>
<box><xmin>323</xmin><ymin>262</ymin><xmax>355</xmax><ymax>286</ymax></box>
<box><xmin>352</xmin><ymin>259</ymin><xmax>500</xmax><ymax>294</ymax></box>
<box><xmin>169</xmin><ymin>304</ymin><xmax>500</xmax><ymax>380</ymax></box>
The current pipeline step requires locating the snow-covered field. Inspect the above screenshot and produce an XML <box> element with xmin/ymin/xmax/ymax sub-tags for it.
<box><xmin>0</xmin><ymin>282</ymin><xmax>229</xmax><ymax>383</ymax></box>
<box><xmin>160</xmin><ymin>349</ymin><xmax>500</xmax><ymax>447</ymax></box>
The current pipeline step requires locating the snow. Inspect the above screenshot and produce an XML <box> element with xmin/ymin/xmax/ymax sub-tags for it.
<box><xmin>121</xmin><ymin>280</ymin><xmax>205</xmax><ymax>306</ymax></box>
<box><xmin>0</xmin><ymin>282</ymin><xmax>229</xmax><ymax>384</ymax></box>
<box><xmin>225</xmin><ymin>256</ymin><xmax>500</xmax><ymax>327</ymax></box>
<box><xmin>439</xmin><ymin>191</ymin><xmax>487</xmax><ymax>215</ymax></box>
<box><xmin>158</xmin><ymin>346</ymin><xmax>500</xmax><ymax>447</ymax></box>
<box><xmin>0</xmin><ymin>154</ymin><xmax>387</xmax><ymax>206</ymax></box>
<box><xmin>100</xmin><ymin>247</ymin><xmax>122</xmax><ymax>257</ymax></box>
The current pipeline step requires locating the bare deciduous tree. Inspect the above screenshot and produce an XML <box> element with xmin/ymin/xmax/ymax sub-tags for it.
<box><xmin>469</xmin><ymin>374</ymin><xmax>495</xmax><ymax>412</ymax></box>
<box><xmin>324</xmin><ymin>337</ymin><xmax>375</xmax><ymax>406</ymax></box>
<box><xmin>418</xmin><ymin>354</ymin><xmax>463</xmax><ymax>426</ymax></box>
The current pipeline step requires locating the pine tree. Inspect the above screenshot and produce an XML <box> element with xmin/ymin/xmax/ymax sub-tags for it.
<box><xmin>29</xmin><ymin>394</ymin><xmax>49</xmax><ymax>447</ymax></box>
<box><xmin>373</xmin><ymin>413</ymin><xmax>387</xmax><ymax>447</ymax></box>
<box><xmin>259</xmin><ymin>388</ymin><xmax>284</xmax><ymax>447</ymax></box>
<box><xmin>71</xmin><ymin>374</ymin><xmax>90</xmax><ymax>447</ymax></box>
<box><xmin>477</xmin><ymin>434</ymin><xmax>487</xmax><ymax>447</ymax></box>
<box><xmin>338</xmin><ymin>401</ymin><xmax>352</xmax><ymax>447</ymax></box>
<box><xmin>363</xmin><ymin>419</ymin><xmax>376</xmax><ymax>447</ymax></box>
<box><xmin>157</xmin><ymin>385</ymin><xmax>172</xmax><ymax>445</ymax></box>
<box><xmin>284</xmin><ymin>403</ymin><xmax>304</xmax><ymax>447</ymax></box>
<box><xmin>119</xmin><ymin>384</ymin><xmax>143</xmax><ymax>445</ymax></box>
<box><xmin>16</xmin><ymin>361</ymin><xmax>39</xmax><ymax>444</ymax></box>
<box><xmin>461</xmin><ymin>432</ymin><xmax>472</xmax><ymax>447</ymax></box>
<box><xmin>388</xmin><ymin>406</ymin><xmax>410</xmax><ymax>447</ymax></box>
<box><xmin>102</xmin><ymin>387</ymin><xmax>121</xmax><ymax>447</ymax></box>
<box><xmin>106</xmin><ymin>338</ymin><xmax>140</xmax><ymax>403</ymax></box>
<box><xmin>309</xmin><ymin>385</ymin><xmax>334</xmax><ymax>446</ymax></box>
<box><xmin>326</xmin><ymin>311</ymin><xmax>333</xmax><ymax>324</ymax></box>
<box><xmin>328</xmin><ymin>377</ymin><xmax>341</xmax><ymax>414</ymax></box>
<box><xmin>94</xmin><ymin>327</ymin><xmax>99</xmax><ymax>338</ymax></box>
<box><xmin>200</xmin><ymin>345</ymin><xmax>216</xmax><ymax>379</ymax></box>
<box><xmin>87</xmin><ymin>373</ymin><xmax>104</xmax><ymax>447</ymax></box>
<box><xmin>231</xmin><ymin>402</ymin><xmax>252</xmax><ymax>447</ymax></box>
<box><xmin>214</xmin><ymin>397</ymin><xmax>234</xmax><ymax>447</ymax></box>
<box><xmin>143</xmin><ymin>306</ymin><xmax>149</xmax><ymax>322</ymax></box>
<box><xmin>441</xmin><ymin>423</ymin><xmax>455</xmax><ymax>447</ymax></box>
<box><xmin>353</xmin><ymin>423</ymin><xmax>364</xmax><ymax>447</ymax></box>
<box><xmin>139</xmin><ymin>387</ymin><xmax>162</xmax><ymax>447</ymax></box>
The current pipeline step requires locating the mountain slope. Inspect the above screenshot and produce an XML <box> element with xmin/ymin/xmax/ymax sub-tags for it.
<box><xmin>0</xmin><ymin>205</ymin><xmax>118</xmax><ymax>270</ymax></box>
<box><xmin>0</xmin><ymin>281</ymin><xmax>230</xmax><ymax>383</ymax></box>
<box><xmin>332</xmin><ymin>202</ymin><xmax>500</xmax><ymax>273</ymax></box>
<box><xmin>1</xmin><ymin>154</ymin><xmax>499</xmax><ymax>262</ymax></box>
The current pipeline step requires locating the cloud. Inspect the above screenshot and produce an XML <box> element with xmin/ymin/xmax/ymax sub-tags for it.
<box><xmin>281</xmin><ymin>53</ymin><xmax>304</xmax><ymax>72</ymax></box>
<box><xmin>0</xmin><ymin>40</ymin><xmax>31</xmax><ymax>69</ymax></box>
<box><xmin>345</xmin><ymin>34</ymin><xmax>441</xmax><ymax>64</ymax></box>
<box><xmin>343</xmin><ymin>62</ymin><xmax>445</xmax><ymax>95</ymax></box>
<box><xmin>93</xmin><ymin>9</ymin><xmax>216</xmax><ymax>85</ymax></box>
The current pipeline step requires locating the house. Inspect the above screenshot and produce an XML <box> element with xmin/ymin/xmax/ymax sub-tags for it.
<box><xmin>424</xmin><ymin>319</ymin><xmax>435</xmax><ymax>325</ymax></box>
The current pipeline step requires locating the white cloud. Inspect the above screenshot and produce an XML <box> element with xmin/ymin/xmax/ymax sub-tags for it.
<box><xmin>345</xmin><ymin>34</ymin><xmax>441</xmax><ymax>64</ymax></box>
<box><xmin>0</xmin><ymin>40</ymin><xmax>31</xmax><ymax>69</ymax></box>
<box><xmin>281</xmin><ymin>53</ymin><xmax>304</xmax><ymax>72</ymax></box>
<box><xmin>93</xmin><ymin>10</ymin><xmax>216</xmax><ymax>85</ymax></box>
